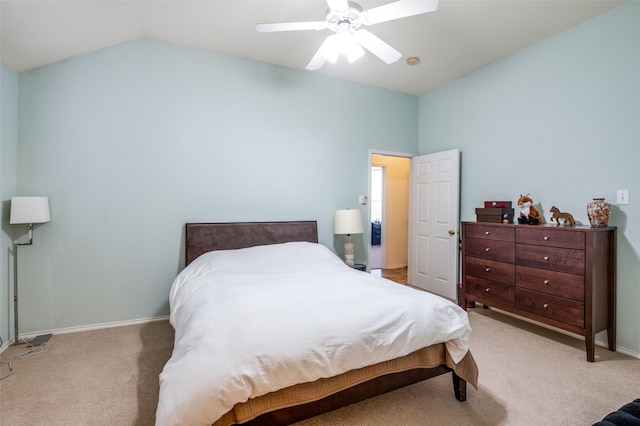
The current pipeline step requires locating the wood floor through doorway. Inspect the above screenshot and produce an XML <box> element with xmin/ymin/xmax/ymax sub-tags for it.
<box><xmin>370</xmin><ymin>267</ymin><xmax>407</xmax><ymax>285</ymax></box>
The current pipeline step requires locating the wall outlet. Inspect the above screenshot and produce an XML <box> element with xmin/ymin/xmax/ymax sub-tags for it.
<box><xmin>358</xmin><ymin>194</ymin><xmax>368</xmax><ymax>205</ymax></box>
<box><xmin>616</xmin><ymin>189</ymin><xmax>629</xmax><ymax>205</ymax></box>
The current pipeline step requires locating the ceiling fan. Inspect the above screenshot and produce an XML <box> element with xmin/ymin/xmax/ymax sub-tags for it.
<box><xmin>255</xmin><ymin>0</ymin><xmax>439</xmax><ymax>70</ymax></box>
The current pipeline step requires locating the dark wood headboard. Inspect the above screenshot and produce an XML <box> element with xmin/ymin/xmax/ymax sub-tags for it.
<box><xmin>185</xmin><ymin>221</ymin><xmax>318</xmax><ymax>266</ymax></box>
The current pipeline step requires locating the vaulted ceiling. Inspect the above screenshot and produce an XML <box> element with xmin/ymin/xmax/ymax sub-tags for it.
<box><xmin>0</xmin><ymin>0</ymin><xmax>626</xmax><ymax>95</ymax></box>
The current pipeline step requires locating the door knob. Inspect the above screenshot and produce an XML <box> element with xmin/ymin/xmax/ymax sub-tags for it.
<box><xmin>448</xmin><ymin>229</ymin><xmax>455</xmax><ymax>236</ymax></box>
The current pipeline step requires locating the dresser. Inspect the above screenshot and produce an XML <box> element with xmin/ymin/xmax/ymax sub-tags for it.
<box><xmin>461</xmin><ymin>222</ymin><xmax>616</xmax><ymax>362</ymax></box>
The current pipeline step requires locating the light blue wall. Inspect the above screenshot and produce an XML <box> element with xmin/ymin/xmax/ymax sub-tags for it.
<box><xmin>419</xmin><ymin>2</ymin><xmax>640</xmax><ymax>356</ymax></box>
<box><xmin>16</xmin><ymin>38</ymin><xmax>418</xmax><ymax>333</ymax></box>
<box><xmin>1</xmin><ymin>63</ymin><xmax>19</xmax><ymax>346</ymax></box>
<box><xmin>13</xmin><ymin>3</ymin><xmax>638</xmax><ymax>357</ymax></box>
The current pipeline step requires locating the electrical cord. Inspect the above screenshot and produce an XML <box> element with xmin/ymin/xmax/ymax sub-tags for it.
<box><xmin>0</xmin><ymin>335</ymin><xmax>54</xmax><ymax>380</ymax></box>
<box><xmin>0</xmin><ymin>334</ymin><xmax>12</xmax><ymax>380</ymax></box>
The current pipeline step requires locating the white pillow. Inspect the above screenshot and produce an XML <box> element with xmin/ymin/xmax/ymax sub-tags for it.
<box><xmin>187</xmin><ymin>241</ymin><xmax>344</xmax><ymax>273</ymax></box>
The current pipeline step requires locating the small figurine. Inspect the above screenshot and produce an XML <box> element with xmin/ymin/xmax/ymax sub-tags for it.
<box><xmin>517</xmin><ymin>194</ymin><xmax>541</xmax><ymax>225</ymax></box>
<box><xmin>550</xmin><ymin>206</ymin><xmax>575</xmax><ymax>227</ymax></box>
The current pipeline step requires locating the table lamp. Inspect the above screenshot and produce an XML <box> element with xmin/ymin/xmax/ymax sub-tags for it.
<box><xmin>333</xmin><ymin>209</ymin><xmax>364</xmax><ymax>267</ymax></box>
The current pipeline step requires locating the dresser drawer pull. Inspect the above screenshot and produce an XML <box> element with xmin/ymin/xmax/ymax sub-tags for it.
<box><xmin>485</xmin><ymin>231</ymin><xmax>490</xmax><ymax>235</ymax></box>
<box><xmin>543</xmin><ymin>303</ymin><xmax>549</xmax><ymax>309</ymax></box>
<box><xmin>485</xmin><ymin>267</ymin><xmax>491</xmax><ymax>272</ymax></box>
<box><xmin>485</xmin><ymin>248</ymin><xmax>490</xmax><ymax>252</ymax></box>
<box><xmin>544</xmin><ymin>256</ymin><xmax>549</xmax><ymax>261</ymax></box>
<box><xmin>485</xmin><ymin>288</ymin><xmax>490</xmax><ymax>292</ymax></box>
<box><xmin>543</xmin><ymin>280</ymin><xmax>550</xmax><ymax>285</ymax></box>
<box><xmin>543</xmin><ymin>236</ymin><xmax>550</xmax><ymax>241</ymax></box>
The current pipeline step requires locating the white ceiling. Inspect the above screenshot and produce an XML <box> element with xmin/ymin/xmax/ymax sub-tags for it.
<box><xmin>0</xmin><ymin>0</ymin><xmax>626</xmax><ymax>95</ymax></box>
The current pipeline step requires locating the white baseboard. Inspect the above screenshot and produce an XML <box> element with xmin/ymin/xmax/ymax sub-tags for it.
<box><xmin>1</xmin><ymin>315</ymin><xmax>170</xmax><ymax>353</ymax></box>
<box><xmin>614</xmin><ymin>346</ymin><xmax>640</xmax><ymax>360</ymax></box>
<box><xmin>476</xmin><ymin>307</ymin><xmax>640</xmax><ymax>360</ymax></box>
<box><xmin>6</xmin><ymin>311</ymin><xmax>639</xmax><ymax>361</ymax></box>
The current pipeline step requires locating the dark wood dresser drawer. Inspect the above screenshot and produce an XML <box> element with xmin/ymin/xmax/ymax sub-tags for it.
<box><xmin>462</xmin><ymin>222</ymin><xmax>616</xmax><ymax>362</ymax></box>
<box><xmin>516</xmin><ymin>244</ymin><xmax>584</xmax><ymax>275</ymax></box>
<box><xmin>516</xmin><ymin>288</ymin><xmax>584</xmax><ymax>328</ymax></box>
<box><xmin>516</xmin><ymin>227</ymin><xmax>585</xmax><ymax>249</ymax></box>
<box><xmin>466</xmin><ymin>257</ymin><xmax>515</xmax><ymax>284</ymax></box>
<box><xmin>464</xmin><ymin>223</ymin><xmax>515</xmax><ymax>242</ymax></box>
<box><xmin>466</xmin><ymin>238</ymin><xmax>515</xmax><ymax>263</ymax></box>
<box><xmin>516</xmin><ymin>265</ymin><xmax>584</xmax><ymax>302</ymax></box>
<box><xmin>465</xmin><ymin>275</ymin><xmax>515</xmax><ymax>306</ymax></box>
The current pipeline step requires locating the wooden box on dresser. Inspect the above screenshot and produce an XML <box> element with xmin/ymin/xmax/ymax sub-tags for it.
<box><xmin>461</xmin><ymin>222</ymin><xmax>616</xmax><ymax>362</ymax></box>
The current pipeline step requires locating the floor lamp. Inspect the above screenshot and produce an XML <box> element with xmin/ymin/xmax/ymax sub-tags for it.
<box><xmin>10</xmin><ymin>196</ymin><xmax>52</xmax><ymax>346</ymax></box>
<box><xmin>333</xmin><ymin>209</ymin><xmax>364</xmax><ymax>267</ymax></box>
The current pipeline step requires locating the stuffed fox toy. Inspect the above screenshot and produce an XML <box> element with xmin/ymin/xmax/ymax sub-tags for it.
<box><xmin>517</xmin><ymin>194</ymin><xmax>541</xmax><ymax>225</ymax></box>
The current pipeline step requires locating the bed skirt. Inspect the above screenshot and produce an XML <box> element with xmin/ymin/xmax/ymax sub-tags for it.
<box><xmin>213</xmin><ymin>343</ymin><xmax>478</xmax><ymax>426</ymax></box>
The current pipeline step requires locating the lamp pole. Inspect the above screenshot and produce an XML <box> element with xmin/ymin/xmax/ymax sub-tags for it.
<box><xmin>9</xmin><ymin>196</ymin><xmax>52</xmax><ymax>346</ymax></box>
<box><xmin>13</xmin><ymin>224</ymin><xmax>34</xmax><ymax>345</ymax></box>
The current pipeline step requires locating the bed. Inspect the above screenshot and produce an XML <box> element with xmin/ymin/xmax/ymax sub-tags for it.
<box><xmin>156</xmin><ymin>221</ymin><xmax>478</xmax><ymax>426</ymax></box>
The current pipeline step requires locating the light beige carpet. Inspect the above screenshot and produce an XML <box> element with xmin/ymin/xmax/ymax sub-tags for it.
<box><xmin>1</xmin><ymin>309</ymin><xmax>638</xmax><ymax>426</ymax></box>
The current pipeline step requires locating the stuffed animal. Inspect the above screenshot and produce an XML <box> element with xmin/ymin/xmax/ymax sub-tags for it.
<box><xmin>550</xmin><ymin>206</ymin><xmax>575</xmax><ymax>227</ymax></box>
<box><xmin>517</xmin><ymin>194</ymin><xmax>541</xmax><ymax>225</ymax></box>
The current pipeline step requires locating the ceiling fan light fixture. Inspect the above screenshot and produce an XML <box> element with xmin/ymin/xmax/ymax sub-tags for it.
<box><xmin>338</xmin><ymin>30</ymin><xmax>364</xmax><ymax>63</ymax></box>
<box><xmin>320</xmin><ymin>34</ymin><xmax>341</xmax><ymax>63</ymax></box>
<box><xmin>346</xmin><ymin>43</ymin><xmax>365</xmax><ymax>63</ymax></box>
<box><xmin>321</xmin><ymin>31</ymin><xmax>364</xmax><ymax>64</ymax></box>
<box><xmin>257</xmin><ymin>0</ymin><xmax>440</xmax><ymax>70</ymax></box>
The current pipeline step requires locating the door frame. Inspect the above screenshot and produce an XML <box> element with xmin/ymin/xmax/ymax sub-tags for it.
<box><xmin>369</xmin><ymin>164</ymin><xmax>386</xmax><ymax>269</ymax></box>
<box><xmin>368</xmin><ymin>149</ymin><xmax>414</xmax><ymax>271</ymax></box>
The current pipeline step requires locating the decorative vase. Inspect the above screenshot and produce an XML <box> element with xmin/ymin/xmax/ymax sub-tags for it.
<box><xmin>587</xmin><ymin>198</ymin><xmax>611</xmax><ymax>228</ymax></box>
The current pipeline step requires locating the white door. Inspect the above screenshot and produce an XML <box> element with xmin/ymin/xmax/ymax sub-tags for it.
<box><xmin>409</xmin><ymin>149</ymin><xmax>460</xmax><ymax>300</ymax></box>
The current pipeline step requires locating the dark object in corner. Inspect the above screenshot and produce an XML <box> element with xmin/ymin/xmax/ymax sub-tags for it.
<box><xmin>593</xmin><ymin>399</ymin><xmax>640</xmax><ymax>426</ymax></box>
<box><xmin>29</xmin><ymin>333</ymin><xmax>52</xmax><ymax>347</ymax></box>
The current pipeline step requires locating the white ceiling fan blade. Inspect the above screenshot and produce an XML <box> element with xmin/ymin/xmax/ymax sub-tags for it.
<box><xmin>326</xmin><ymin>0</ymin><xmax>349</xmax><ymax>13</ymax></box>
<box><xmin>353</xmin><ymin>29</ymin><xmax>402</xmax><ymax>64</ymax></box>
<box><xmin>362</xmin><ymin>0</ymin><xmax>439</xmax><ymax>25</ymax></box>
<box><xmin>306</xmin><ymin>37</ymin><xmax>334</xmax><ymax>70</ymax></box>
<box><xmin>255</xmin><ymin>21</ymin><xmax>327</xmax><ymax>33</ymax></box>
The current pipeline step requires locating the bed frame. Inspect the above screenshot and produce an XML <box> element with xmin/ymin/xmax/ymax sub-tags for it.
<box><xmin>185</xmin><ymin>221</ymin><xmax>320</xmax><ymax>266</ymax></box>
<box><xmin>184</xmin><ymin>221</ymin><xmax>477</xmax><ymax>426</ymax></box>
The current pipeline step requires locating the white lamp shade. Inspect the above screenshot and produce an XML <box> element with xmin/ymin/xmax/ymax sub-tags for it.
<box><xmin>10</xmin><ymin>197</ymin><xmax>51</xmax><ymax>224</ymax></box>
<box><xmin>333</xmin><ymin>209</ymin><xmax>364</xmax><ymax>235</ymax></box>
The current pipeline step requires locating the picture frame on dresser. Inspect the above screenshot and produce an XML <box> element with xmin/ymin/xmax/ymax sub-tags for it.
<box><xmin>460</xmin><ymin>221</ymin><xmax>616</xmax><ymax>362</ymax></box>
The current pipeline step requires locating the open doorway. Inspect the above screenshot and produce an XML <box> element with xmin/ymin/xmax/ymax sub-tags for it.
<box><xmin>370</xmin><ymin>166</ymin><xmax>384</xmax><ymax>269</ymax></box>
<box><xmin>370</xmin><ymin>154</ymin><xmax>410</xmax><ymax>284</ymax></box>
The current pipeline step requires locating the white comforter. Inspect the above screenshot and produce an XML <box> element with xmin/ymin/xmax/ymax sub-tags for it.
<box><xmin>156</xmin><ymin>242</ymin><xmax>471</xmax><ymax>426</ymax></box>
